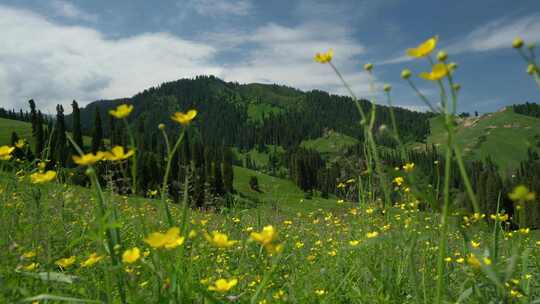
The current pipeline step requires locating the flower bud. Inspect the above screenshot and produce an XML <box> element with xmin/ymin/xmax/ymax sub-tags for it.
<box><xmin>363</xmin><ymin>63</ymin><xmax>373</xmax><ymax>72</ymax></box>
<box><xmin>437</xmin><ymin>51</ymin><xmax>448</xmax><ymax>61</ymax></box>
<box><xmin>447</xmin><ymin>62</ymin><xmax>458</xmax><ymax>72</ymax></box>
<box><xmin>383</xmin><ymin>84</ymin><xmax>392</xmax><ymax>92</ymax></box>
<box><xmin>158</xmin><ymin>123</ymin><xmax>166</xmax><ymax>130</ymax></box>
<box><xmin>401</xmin><ymin>69</ymin><xmax>412</xmax><ymax>79</ymax></box>
<box><xmin>452</xmin><ymin>83</ymin><xmax>461</xmax><ymax>91</ymax></box>
<box><xmin>512</xmin><ymin>37</ymin><xmax>524</xmax><ymax>49</ymax></box>
<box><xmin>527</xmin><ymin>64</ymin><xmax>537</xmax><ymax>75</ymax></box>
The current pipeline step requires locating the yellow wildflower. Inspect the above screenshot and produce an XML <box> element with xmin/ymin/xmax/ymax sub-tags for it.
<box><xmin>407</xmin><ymin>36</ymin><xmax>438</xmax><ymax>58</ymax></box>
<box><xmin>250</xmin><ymin>225</ymin><xmax>277</xmax><ymax>246</ymax></box>
<box><xmin>23</xmin><ymin>262</ymin><xmax>39</xmax><ymax>271</ymax></box>
<box><xmin>208</xmin><ymin>278</ymin><xmax>238</xmax><ymax>293</ymax></box>
<box><xmin>403</xmin><ymin>162</ymin><xmax>415</xmax><ymax>172</ymax></box>
<box><xmin>366</xmin><ymin>231</ymin><xmax>379</xmax><ymax>238</ymax></box>
<box><xmin>55</xmin><ymin>256</ymin><xmax>76</xmax><ymax>269</ymax></box>
<box><xmin>314</xmin><ymin>49</ymin><xmax>333</xmax><ymax>63</ymax></box>
<box><xmin>349</xmin><ymin>240</ymin><xmax>360</xmax><ymax>246</ymax></box>
<box><xmin>15</xmin><ymin>139</ymin><xmax>26</xmax><ymax>149</ymax></box>
<box><xmin>144</xmin><ymin>227</ymin><xmax>185</xmax><ymax>249</ymax></box>
<box><xmin>467</xmin><ymin>254</ymin><xmax>481</xmax><ymax>269</ymax></box>
<box><xmin>419</xmin><ymin>63</ymin><xmax>449</xmax><ymax>81</ymax></box>
<box><xmin>0</xmin><ymin>145</ymin><xmax>15</xmax><ymax>161</ymax></box>
<box><xmin>122</xmin><ymin>247</ymin><xmax>141</xmax><ymax>264</ymax></box>
<box><xmin>73</xmin><ymin>152</ymin><xmax>105</xmax><ymax>166</ymax></box>
<box><xmin>205</xmin><ymin>231</ymin><xmax>237</xmax><ymax>248</ymax></box>
<box><xmin>109</xmin><ymin>104</ymin><xmax>133</xmax><ymax>119</ymax></box>
<box><xmin>104</xmin><ymin>146</ymin><xmax>135</xmax><ymax>161</ymax></box>
<box><xmin>81</xmin><ymin>253</ymin><xmax>103</xmax><ymax>267</ymax></box>
<box><xmin>30</xmin><ymin>171</ymin><xmax>56</xmax><ymax>184</ymax></box>
<box><xmin>470</xmin><ymin>240</ymin><xmax>480</xmax><ymax>248</ymax></box>
<box><xmin>22</xmin><ymin>250</ymin><xmax>37</xmax><ymax>259</ymax></box>
<box><xmin>171</xmin><ymin>110</ymin><xmax>197</xmax><ymax>126</ymax></box>
<box><xmin>508</xmin><ymin>185</ymin><xmax>536</xmax><ymax>202</ymax></box>
<box><xmin>315</xmin><ymin>289</ymin><xmax>326</xmax><ymax>296</ymax></box>
<box><xmin>393</xmin><ymin>176</ymin><xmax>404</xmax><ymax>186</ymax></box>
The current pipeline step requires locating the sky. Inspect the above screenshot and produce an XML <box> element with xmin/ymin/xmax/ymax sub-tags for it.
<box><xmin>0</xmin><ymin>0</ymin><xmax>539</xmax><ymax>114</ymax></box>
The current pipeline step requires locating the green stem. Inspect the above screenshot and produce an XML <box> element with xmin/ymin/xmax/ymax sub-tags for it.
<box><xmin>122</xmin><ymin>119</ymin><xmax>137</xmax><ymax>195</ymax></box>
<box><xmin>160</xmin><ymin>129</ymin><xmax>186</xmax><ymax>227</ymax></box>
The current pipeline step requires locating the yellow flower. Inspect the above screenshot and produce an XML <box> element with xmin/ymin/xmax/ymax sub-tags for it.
<box><xmin>407</xmin><ymin>36</ymin><xmax>438</xmax><ymax>58</ymax></box>
<box><xmin>315</xmin><ymin>289</ymin><xmax>326</xmax><ymax>296</ymax></box>
<box><xmin>22</xmin><ymin>250</ymin><xmax>37</xmax><ymax>259</ymax></box>
<box><xmin>401</xmin><ymin>69</ymin><xmax>412</xmax><ymax>79</ymax></box>
<box><xmin>122</xmin><ymin>247</ymin><xmax>141</xmax><ymax>264</ymax></box>
<box><xmin>470</xmin><ymin>240</ymin><xmax>480</xmax><ymax>248</ymax></box>
<box><xmin>208</xmin><ymin>278</ymin><xmax>238</xmax><ymax>293</ymax></box>
<box><xmin>467</xmin><ymin>254</ymin><xmax>481</xmax><ymax>269</ymax></box>
<box><xmin>30</xmin><ymin>171</ymin><xmax>56</xmax><ymax>184</ymax></box>
<box><xmin>402</xmin><ymin>162</ymin><xmax>415</xmax><ymax>172</ymax></box>
<box><xmin>73</xmin><ymin>152</ymin><xmax>105</xmax><ymax>166</ymax></box>
<box><xmin>437</xmin><ymin>50</ymin><xmax>448</xmax><ymax>61</ymax></box>
<box><xmin>349</xmin><ymin>240</ymin><xmax>360</xmax><ymax>246</ymax></box>
<box><xmin>419</xmin><ymin>63</ymin><xmax>449</xmax><ymax>81</ymax></box>
<box><xmin>250</xmin><ymin>225</ymin><xmax>277</xmax><ymax>246</ymax></box>
<box><xmin>314</xmin><ymin>49</ymin><xmax>333</xmax><ymax>63</ymax></box>
<box><xmin>171</xmin><ymin>110</ymin><xmax>197</xmax><ymax>126</ymax></box>
<box><xmin>104</xmin><ymin>146</ymin><xmax>135</xmax><ymax>161</ymax></box>
<box><xmin>144</xmin><ymin>227</ymin><xmax>185</xmax><ymax>249</ymax></box>
<box><xmin>205</xmin><ymin>231</ymin><xmax>237</xmax><ymax>248</ymax></box>
<box><xmin>23</xmin><ymin>262</ymin><xmax>39</xmax><ymax>271</ymax></box>
<box><xmin>512</xmin><ymin>37</ymin><xmax>524</xmax><ymax>49</ymax></box>
<box><xmin>364</xmin><ymin>63</ymin><xmax>373</xmax><ymax>71</ymax></box>
<box><xmin>490</xmin><ymin>213</ymin><xmax>509</xmax><ymax>222</ymax></box>
<box><xmin>15</xmin><ymin>139</ymin><xmax>26</xmax><ymax>149</ymax></box>
<box><xmin>55</xmin><ymin>256</ymin><xmax>76</xmax><ymax>269</ymax></box>
<box><xmin>264</xmin><ymin>243</ymin><xmax>284</xmax><ymax>255</ymax></box>
<box><xmin>366</xmin><ymin>231</ymin><xmax>379</xmax><ymax>238</ymax></box>
<box><xmin>109</xmin><ymin>104</ymin><xmax>133</xmax><ymax>119</ymax></box>
<box><xmin>0</xmin><ymin>145</ymin><xmax>15</xmax><ymax>161</ymax></box>
<box><xmin>81</xmin><ymin>253</ymin><xmax>103</xmax><ymax>267</ymax></box>
<box><xmin>508</xmin><ymin>185</ymin><xmax>536</xmax><ymax>202</ymax></box>
<box><xmin>393</xmin><ymin>176</ymin><xmax>404</xmax><ymax>186</ymax></box>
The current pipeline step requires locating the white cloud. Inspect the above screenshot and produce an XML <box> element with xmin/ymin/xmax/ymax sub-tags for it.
<box><xmin>0</xmin><ymin>5</ymin><xmax>221</xmax><ymax>113</ymax></box>
<box><xmin>50</xmin><ymin>0</ymin><xmax>98</xmax><ymax>22</ymax></box>
<box><xmin>447</xmin><ymin>14</ymin><xmax>540</xmax><ymax>53</ymax></box>
<box><xmin>190</xmin><ymin>0</ymin><xmax>252</xmax><ymax>16</ymax></box>
<box><xmin>0</xmin><ymin>3</ymin><xmax>375</xmax><ymax>113</ymax></box>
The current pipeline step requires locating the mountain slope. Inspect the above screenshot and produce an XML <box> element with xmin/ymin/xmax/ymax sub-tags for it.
<box><xmin>427</xmin><ymin>107</ymin><xmax>540</xmax><ymax>170</ymax></box>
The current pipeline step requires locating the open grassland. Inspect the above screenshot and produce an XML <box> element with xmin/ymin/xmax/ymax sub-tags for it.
<box><xmin>1</xmin><ymin>169</ymin><xmax>539</xmax><ymax>303</ymax></box>
<box><xmin>427</xmin><ymin>108</ymin><xmax>540</xmax><ymax>170</ymax></box>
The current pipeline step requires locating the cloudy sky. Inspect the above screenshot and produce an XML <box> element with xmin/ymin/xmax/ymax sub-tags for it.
<box><xmin>0</xmin><ymin>0</ymin><xmax>539</xmax><ymax>114</ymax></box>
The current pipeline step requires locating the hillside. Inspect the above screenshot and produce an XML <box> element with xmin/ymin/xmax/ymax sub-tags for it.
<box><xmin>427</xmin><ymin>107</ymin><xmax>540</xmax><ymax>170</ymax></box>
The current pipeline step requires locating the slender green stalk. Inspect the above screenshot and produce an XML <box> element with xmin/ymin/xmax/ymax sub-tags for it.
<box><xmin>122</xmin><ymin>119</ymin><xmax>138</xmax><ymax>195</ymax></box>
<box><xmin>160</xmin><ymin>129</ymin><xmax>186</xmax><ymax>227</ymax></box>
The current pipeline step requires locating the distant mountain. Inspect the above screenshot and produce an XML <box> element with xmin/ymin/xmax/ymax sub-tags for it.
<box><xmin>68</xmin><ymin>75</ymin><xmax>433</xmax><ymax>150</ymax></box>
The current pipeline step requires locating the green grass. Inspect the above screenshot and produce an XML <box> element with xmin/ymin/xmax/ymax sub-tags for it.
<box><xmin>427</xmin><ymin>108</ymin><xmax>540</xmax><ymax>170</ymax></box>
<box><xmin>0</xmin><ymin>117</ymin><xmax>105</xmax><ymax>150</ymax></box>
<box><xmin>1</xmin><ymin>168</ymin><xmax>538</xmax><ymax>303</ymax></box>
<box><xmin>300</xmin><ymin>131</ymin><xmax>358</xmax><ymax>157</ymax></box>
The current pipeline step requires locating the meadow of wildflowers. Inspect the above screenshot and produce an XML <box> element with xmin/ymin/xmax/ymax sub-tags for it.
<box><xmin>0</xmin><ymin>35</ymin><xmax>540</xmax><ymax>303</ymax></box>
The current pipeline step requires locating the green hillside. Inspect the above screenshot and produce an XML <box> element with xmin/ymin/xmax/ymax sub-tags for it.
<box><xmin>427</xmin><ymin>107</ymin><xmax>540</xmax><ymax>170</ymax></box>
<box><xmin>0</xmin><ymin>118</ymin><xmax>98</xmax><ymax>149</ymax></box>
<box><xmin>301</xmin><ymin>130</ymin><xmax>359</xmax><ymax>156</ymax></box>
<box><xmin>0</xmin><ymin>118</ymin><xmax>33</xmax><ymax>146</ymax></box>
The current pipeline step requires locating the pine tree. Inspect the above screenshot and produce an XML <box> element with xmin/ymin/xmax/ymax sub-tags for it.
<box><xmin>222</xmin><ymin>147</ymin><xmax>234</xmax><ymax>193</ymax></box>
<box><xmin>54</xmin><ymin>104</ymin><xmax>68</xmax><ymax>167</ymax></box>
<box><xmin>91</xmin><ymin>108</ymin><xmax>103</xmax><ymax>153</ymax></box>
<box><xmin>71</xmin><ymin>100</ymin><xmax>83</xmax><ymax>151</ymax></box>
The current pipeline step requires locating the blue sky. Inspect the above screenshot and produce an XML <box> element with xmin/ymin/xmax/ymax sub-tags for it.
<box><xmin>0</xmin><ymin>0</ymin><xmax>539</xmax><ymax>114</ymax></box>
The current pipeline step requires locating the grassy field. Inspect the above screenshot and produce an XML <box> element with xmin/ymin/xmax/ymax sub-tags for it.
<box><xmin>0</xmin><ymin>117</ymin><xmax>104</xmax><ymax>150</ymax></box>
<box><xmin>427</xmin><ymin>108</ymin><xmax>540</xmax><ymax>170</ymax></box>
<box><xmin>1</xmin><ymin>166</ymin><xmax>538</xmax><ymax>303</ymax></box>
<box><xmin>300</xmin><ymin>131</ymin><xmax>358</xmax><ymax>157</ymax></box>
